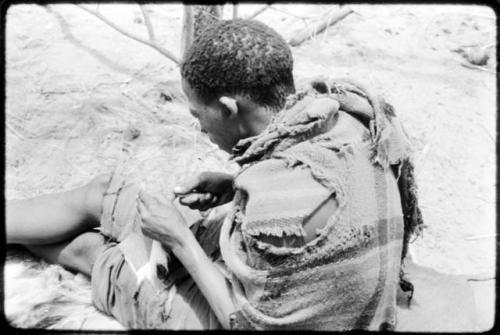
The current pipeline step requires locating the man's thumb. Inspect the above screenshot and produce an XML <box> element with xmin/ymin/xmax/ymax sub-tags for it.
<box><xmin>173</xmin><ymin>176</ymin><xmax>201</xmax><ymax>195</ymax></box>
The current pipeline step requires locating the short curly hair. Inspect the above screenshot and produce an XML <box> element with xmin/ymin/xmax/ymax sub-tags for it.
<box><xmin>181</xmin><ymin>19</ymin><xmax>295</xmax><ymax>110</ymax></box>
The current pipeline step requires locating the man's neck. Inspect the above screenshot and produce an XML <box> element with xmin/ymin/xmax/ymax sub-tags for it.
<box><xmin>238</xmin><ymin>101</ymin><xmax>274</xmax><ymax>137</ymax></box>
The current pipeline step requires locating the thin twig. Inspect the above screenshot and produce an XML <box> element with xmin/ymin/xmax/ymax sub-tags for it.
<box><xmin>465</xmin><ymin>233</ymin><xmax>497</xmax><ymax>241</ymax></box>
<box><xmin>468</xmin><ymin>13</ymin><xmax>496</xmax><ymax>20</ymax></box>
<box><xmin>475</xmin><ymin>122</ymin><xmax>495</xmax><ymax>144</ymax></box>
<box><xmin>232</xmin><ymin>4</ymin><xmax>238</xmax><ymax>19</ymax></box>
<box><xmin>122</xmin><ymin>90</ymin><xmax>164</xmax><ymax>124</ymax></box>
<box><xmin>139</xmin><ymin>5</ymin><xmax>156</xmax><ymax>42</ymax></box>
<box><xmin>454</xmin><ymin>41</ymin><xmax>496</xmax><ymax>53</ymax></box>
<box><xmin>417</xmin><ymin>141</ymin><xmax>432</xmax><ymax>168</ymax></box>
<box><xmin>269</xmin><ymin>6</ymin><xmax>314</xmax><ymax>20</ymax></box>
<box><xmin>6</xmin><ymin>110</ymin><xmax>25</xmax><ymax>124</ymax></box>
<box><xmin>9</xmin><ymin>55</ymin><xmax>40</xmax><ymax>68</ymax></box>
<box><xmin>197</xmin><ymin>6</ymin><xmax>224</xmax><ymax>21</ymax></box>
<box><xmin>288</xmin><ymin>7</ymin><xmax>354</xmax><ymax>47</ymax></box>
<box><xmin>181</xmin><ymin>6</ymin><xmax>193</xmax><ymax>57</ymax></box>
<box><xmin>467</xmin><ymin>276</ymin><xmax>495</xmax><ymax>282</ymax></box>
<box><xmin>454</xmin><ymin>192</ymin><xmax>496</xmax><ymax>205</ymax></box>
<box><xmin>460</xmin><ymin>62</ymin><xmax>497</xmax><ymax>75</ymax></box>
<box><xmin>245</xmin><ymin>5</ymin><xmax>272</xmax><ymax>20</ymax></box>
<box><xmin>483</xmin><ymin>41</ymin><xmax>496</xmax><ymax>50</ymax></box>
<box><xmin>6</xmin><ymin>122</ymin><xmax>25</xmax><ymax>141</ymax></box>
<box><xmin>76</xmin><ymin>4</ymin><xmax>180</xmax><ymax>65</ymax></box>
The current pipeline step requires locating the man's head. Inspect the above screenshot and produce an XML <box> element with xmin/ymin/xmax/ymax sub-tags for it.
<box><xmin>181</xmin><ymin>19</ymin><xmax>295</xmax><ymax>152</ymax></box>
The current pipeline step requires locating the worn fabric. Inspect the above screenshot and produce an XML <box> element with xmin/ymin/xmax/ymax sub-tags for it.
<box><xmin>220</xmin><ymin>78</ymin><xmax>419</xmax><ymax>330</ymax></box>
<box><xmin>308</xmin><ymin>77</ymin><xmax>425</xmax><ymax>258</ymax></box>
<box><xmin>90</xmin><ymin>240</ymin><xmax>221</xmax><ymax>330</ymax></box>
<box><xmin>91</xmin><ymin>173</ymin><xmax>225</xmax><ymax>329</ymax></box>
<box><xmin>234</xmin><ymin>77</ymin><xmax>424</xmax><ymax>259</ymax></box>
<box><xmin>234</xmin><ymin>159</ymin><xmax>331</xmax><ymax>240</ymax></box>
<box><xmin>92</xmin><ymin>77</ymin><xmax>424</xmax><ymax>330</ymax></box>
<box><xmin>99</xmin><ymin>173</ymin><xmax>142</xmax><ymax>242</ymax></box>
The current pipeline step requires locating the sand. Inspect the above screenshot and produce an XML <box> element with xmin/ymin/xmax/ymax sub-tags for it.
<box><xmin>5</xmin><ymin>3</ymin><xmax>496</xmax><ymax>330</ymax></box>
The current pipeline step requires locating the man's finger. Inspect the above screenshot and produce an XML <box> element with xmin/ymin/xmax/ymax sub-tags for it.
<box><xmin>173</xmin><ymin>176</ymin><xmax>203</xmax><ymax>195</ymax></box>
<box><xmin>136</xmin><ymin>197</ymin><xmax>147</xmax><ymax>216</ymax></box>
<box><xmin>179</xmin><ymin>193</ymin><xmax>203</xmax><ymax>205</ymax></box>
<box><xmin>201</xmin><ymin>193</ymin><xmax>213</xmax><ymax>202</ymax></box>
<box><xmin>137</xmin><ymin>192</ymin><xmax>146</xmax><ymax>208</ymax></box>
<box><xmin>195</xmin><ymin>195</ymin><xmax>218</xmax><ymax>212</ymax></box>
<box><xmin>138</xmin><ymin>190</ymin><xmax>158</xmax><ymax>205</ymax></box>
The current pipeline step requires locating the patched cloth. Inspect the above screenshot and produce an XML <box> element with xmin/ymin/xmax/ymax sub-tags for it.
<box><xmin>91</xmin><ymin>172</ymin><xmax>226</xmax><ymax>329</ymax></box>
<box><xmin>220</xmin><ymin>78</ymin><xmax>423</xmax><ymax>330</ymax></box>
<box><xmin>91</xmin><ymin>241</ymin><xmax>222</xmax><ymax>330</ymax></box>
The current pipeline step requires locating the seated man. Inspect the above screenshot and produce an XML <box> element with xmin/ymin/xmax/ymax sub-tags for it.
<box><xmin>7</xmin><ymin>19</ymin><xmax>477</xmax><ymax>331</ymax></box>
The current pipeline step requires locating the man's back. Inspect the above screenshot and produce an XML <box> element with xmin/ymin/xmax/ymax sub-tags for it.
<box><xmin>220</xmin><ymin>89</ymin><xmax>407</xmax><ymax>330</ymax></box>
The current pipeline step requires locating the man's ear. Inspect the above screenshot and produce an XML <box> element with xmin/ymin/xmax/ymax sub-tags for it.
<box><xmin>219</xmin><ymin>96</ymin><xmax>239</xmax><ymax>119</ymax></box>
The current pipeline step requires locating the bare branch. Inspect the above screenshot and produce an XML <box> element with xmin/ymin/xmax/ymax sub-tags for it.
<box><xmin>232</xmin><ymin>4</ymin><xmax>238</xmax><ymax>19</ymax></box>
<box><xmin>475</xmin><ymin>121</ymin><xmax>495</xmax><ymax>144</ymax></box>
<box><xmin>76</xmin><ymin>4</ymin><xmax>180</xmax><ymax>65</ymax></box>
<box><xmin>245</xmin><ymin>4</ymin><xmax>272</xmax><ymax>20</ymax></box>
<box><xmin>460</xmin><ymin>62</ymin><xmax>497</xmax><ymax>75</ymax></box>
<box><xmin>139</xmin><ymin>4</ymin><xmax>156</xmax><ymax>42</ymax></box>
<box><xmin>214</xmin><ymin>5</ymin><xmax>224</xmax><ymax>19</ymax></box>
<box><xmin>7</xmin><ymin>122</ymin><xmax>26</xmax><ymax>141</ymax></box>
<box><xmin>181</xmin><ymin>6</ymin><xmax>194</xmax><ymax>57</ymax></box>
<box><xmin>483</xmin><ymin>41</ymin><xmax>496</xmax><ymax>50</ymax></box>
<box><xmin>269</xmin><ymin>6</ymin><xmax>315</xmax><ymax>20</ymax></box>
<box><xmin>288</xmin><ymin>7</ymin><xmax>354</xmax><ymax>47</ymax></box>
<box><xmin>465</xmin><ymin>233</ymin><xmax>497</xmax><ymax>241</ymax></box>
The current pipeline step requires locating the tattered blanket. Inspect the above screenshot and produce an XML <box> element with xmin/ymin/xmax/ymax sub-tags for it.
<box><xmin>220</xmin><ymin>78</ymin><xmax>424</xmax><ymax>330</ymax></box>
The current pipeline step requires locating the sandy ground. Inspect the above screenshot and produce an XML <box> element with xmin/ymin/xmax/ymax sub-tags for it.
<box><xmin>5</xmin><ymin>3</ymin><xmax>496</xmax><ymax>330</ymax></box>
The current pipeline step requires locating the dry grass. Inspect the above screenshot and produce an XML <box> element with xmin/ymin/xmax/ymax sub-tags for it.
<box><xmin>5</xmin><ymin>4</ymin><xmax>496</xmax><ymax>330</ymax></box>
<box><xmin>5</xmin><ymin>79</ymin><xmax>236</xmax><ymax>329</ymax></box>
<box><xmin>5</xmin><ymin>247</ymin><xmax>124</xmax><ymax>330</ymax></box>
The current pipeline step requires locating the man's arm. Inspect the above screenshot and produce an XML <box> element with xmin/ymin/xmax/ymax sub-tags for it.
<box><xmin>6</xmin><ymin>174</ymin><xmax>111</xmax><ymax>245</ymax></box>
<box><xmin>172</xmin><ymin>231</ymin><xmax>236</xmax><ymax>329</ymax></box>
<box><xmin>137</xmin><ymin>191</ymin><xmax>236</xmax><ymax>329</ymax></box>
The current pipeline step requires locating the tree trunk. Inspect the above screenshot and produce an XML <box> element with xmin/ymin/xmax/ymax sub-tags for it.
<box><xmin>181</xmin><ymin>5</ymin><xmax>223</xmax><ymax>59</ymax></box>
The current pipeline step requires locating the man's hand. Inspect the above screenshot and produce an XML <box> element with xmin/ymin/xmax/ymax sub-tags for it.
<box><xmin>137</xmin><ymin>191</ymin><xmax>190</xmax><ymax>250</ymax></box>
<box><xmin>137</xmin><ymin>188</ymin><xmax>237</xmax><ymax>328</ymax></box>
<box><xmin>173</xmin><ymin>172</ymin><xmax>234</xmax><ymax>211</ymax></box>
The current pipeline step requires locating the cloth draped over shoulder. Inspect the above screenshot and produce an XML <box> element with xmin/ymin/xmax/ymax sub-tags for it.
<box><xmin>220</xmin><ymin>77</ymin><xmax>424</xmax><ymax>330</ymax></box>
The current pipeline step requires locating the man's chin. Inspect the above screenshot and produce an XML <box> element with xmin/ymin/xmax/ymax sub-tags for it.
<box><xmin>218</xmin><ymin>144</ymin><xmax>233</xmax><ymax>154</ymax></box>
<box><xmin>213</xmin><ymin>141</ymin><xmax>233</xmax><ymax>154</ymax></box>
<box><xmin>207</xmin><ymin>135</ymin><xmax>237</xmax><ymax>153</ymax></box>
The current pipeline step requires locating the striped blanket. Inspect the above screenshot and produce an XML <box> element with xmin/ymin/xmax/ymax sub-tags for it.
<box><xmin>219</xmin><ymin>78</ymin><xmax>422</xmax><ymax>330</ymax></box>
